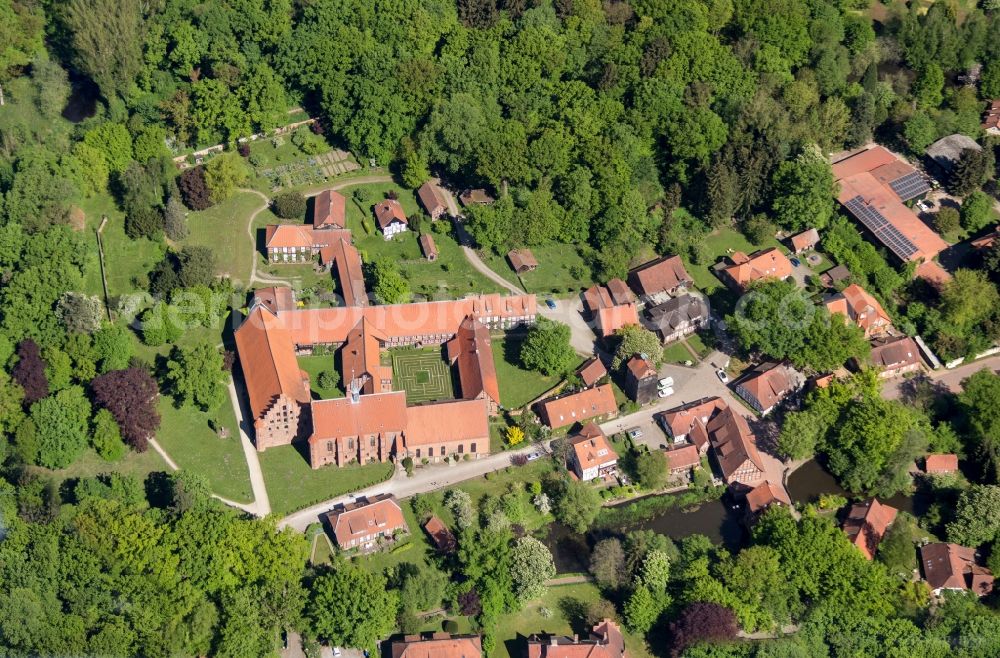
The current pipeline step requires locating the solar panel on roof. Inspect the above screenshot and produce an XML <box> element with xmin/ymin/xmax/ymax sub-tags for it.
<box><xmin>843</xmin><ymin>195</ymin><xmax>918</xmax><ymax>260</ymax></box>
<box><xmin>889</xmin><ymin>172</ymin><xmax>931</xmax><ymax>201</ymax></box>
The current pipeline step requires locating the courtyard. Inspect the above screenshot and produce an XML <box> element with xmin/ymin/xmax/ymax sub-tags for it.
<box><xmin>390</xmin><ymin>347</ymin><xmax>456</xmax><ymax>403</ymax></box>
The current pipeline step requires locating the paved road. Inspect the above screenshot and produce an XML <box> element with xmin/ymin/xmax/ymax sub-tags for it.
<box><xmin>226</xmin><ymin>375</ymin><xmax>272</xmax><ymax>516</ymax></box>
<box><xmin>278</xmin><ymin>443</ymin><xmax>543</xmax><ymax>532</ymax></box>
<box><xmin>882</xmin><ymin>355</ymin><xmax>1000</xmax><ymax>400</ymax></box>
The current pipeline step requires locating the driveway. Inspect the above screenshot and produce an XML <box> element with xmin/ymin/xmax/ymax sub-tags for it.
<box><xmin>883</xmin><ymin>354</ymin><xmax>1000</xmax><ymax>400</ymax></box>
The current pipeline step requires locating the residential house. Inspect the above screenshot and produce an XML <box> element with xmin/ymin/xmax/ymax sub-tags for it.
<box><xmin>833</xmin><ymin>146</ymin><xmax>944</xmax><ymax>263</ymax></box>
<box><xmin>789</xmin><ymin>228</ymin><xmax>819</xmax><ymax>254</ymax></box>
<box><xmin>536</xmin><ymin>384</ymin><xmax>618</xmax><ymax>430</ymax></box>
<box><xmin>419</xmin><ymin>234</ymin><xmax>438</xmax><ymax>261</ymax></box>
<box><xmin>627</xmin><ymin>255</ymin><xmax>693</xmax><ymax>304</ymax></box>
<box><xmin>658</xmin><ymin>397</ymin><xmax>727</xmax><ymax>450</ymax></box>
<box><xmin>508</xmin><ymin>249</ymin><xmax>539</xmax><ymax>274</ymax></box>
<box><xmin>264</xmin><ymin>224</ymin><xmax>351</xmax><ymax>263</ymax></box>
<box><xmin>374</xmin><ymin>199</ymin><xmax>408</xmax><ymax>239</ymax></box>
<box><xmin>869</xmin><ymin>336</ymin><xmax>922</xmax><ymax>379</ymax></box>
<box><xmin>824</xmin><ymin>283</ymin><xmax>892</xmax><ymax>338</ymax></box>
<box><xmin>820</xmin><ymin>264</ymin><xmax>851</xmax><ymax>288</ymax></box>
<box><xmin>744</xmin><ymin>480</ymin><xmax>791</xmax><ymax>518</ymax></box>
<box><xmin>984</xmin><ymin>100</ymin><xmax>1000</xmax><ymax>137</ymax></box>
<box><xmin>718</xmin><ymin>248</ymin><xmax>793</xmax><ymax>292</ymax></box>
<box><xmin>527</xmin><ymin>619</ymin><xmax>627</xmax><ymax>658</ymax></box>
<box><xmin>423</xmin><ymin>516</ymin><xmax>457</xmax><ymax>553</ymax></box>
<box><xmin>921</xmin><ymin>543</ymin><xmax>994</xmax><ymax>596</ymax></box>
<box><xmin>925</xmin><ymin>453</ymin><xmax>959</xmax><ymax>475</ymax></box>
<box><xmin>646</xmin><ymin>294</ymin><xmax>709</xmax><ymax>343</ymax></box>
<box><xmin>312</xmin><ymin>189</ymin><xmax>347</xmax><ymax>229</ymax></box>
<box><xmin>583</xmin><ymin>282</ymin><xmax>639</xmax><ymax>338</ymax></box>
<box><xmin>319</xmin><ymin>238</ymin><xmax>367</xmax><ymax>307</ymax></box>
<box><xmin>569</xmin><ymin>423</ymin><xmax>618</xmax><ymax>481</ymax></box>
<box><xmin>665</xmin><ymin>444</ymin><xmax>701</xmax><ymax>474</ymax></box>
<box><xmin>323</xmin><ymin>494</ymin><xmax>408</xmax><ymax>551</ymax></box>
<box><xmin>842</xmin><ymin>498</ymin><xmax>898</xmax><ymax>560</ymax></box>
<box><xmin>577</xmin><ymin>357</ymin><xmax>608</xmax><ymax>388</ymax></box>
<box><xmin>706</xmin><ymin>405</ymin><xmax>765</xmax><ymax>485</ymax></box>
<box><xmin>733</xmin><ymin>362</ymin><xmax>802</xmax><ymax>416</ymax></box>
<box><xmin>459</xmin><ymin>188</ymin><xmax>495</xmax><ymax>207</ymax></box>
<box><xmin>417</xmin><ymin>181</ymin><xmax>448</xmax><ymax>220</ymax></box>
<box><xmin>623</xmin><ymin>355</ymin><xmax>658</xmax><ymax>404</ymax></box>
<box><xmin>391</xmin><ymin>633</ymin><xmax>482</xmax><ymax>658</ymax></box>
<box><xmin>926</xmin><ymin>134</ymin><xmax>982</xmax><ymax>178</ymax></box>
<box><xmin>446</xmin><ymin>316</ymin><xmax>501</xmax><ymax>414</ymax></box>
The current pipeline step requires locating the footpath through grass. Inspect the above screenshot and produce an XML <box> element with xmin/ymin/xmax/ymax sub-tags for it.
<box><xmin>259</xmin><ymin>445</ymin><xmax>395</xmax><ymax>515</ymax></box>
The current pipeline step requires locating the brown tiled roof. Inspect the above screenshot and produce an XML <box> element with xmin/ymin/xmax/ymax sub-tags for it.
<box><xmin>508</xmin><ymin>249</ymin><xmax>539</xmax><ymax>272</ymax></box>
<box><xmin>570</xmin><ymin>423</ymin><xmax>617</xmax><ymax>472</ymax></box>
<box><xmin>405</xmin><ymin>399</ymin><xmax>490</xmax><ymax>446</ymax></box>
<box><xmin>308</xmin><ymin>392</ymin><xmax>408</xmax><ymax>444</ymax></box>
<box><xmin>265</xmin><ymin>224</ymin><xmax>351</xmax><ymax>249</ymax></box>
<box><xmin>325</xmin><ymin>494</ymin><xmax>407</xmax><ymax>548</ymax></box>
<box><xmin>392</xmin><ymin>634</ymin><xmax>482</xmax><ymax>658</ymax></box>
<box><xmin>745</xmin><ymin>481</ymin><xmax>791</xmax><ymax>514</ymax></box>
<box><xmin>320</xmin><ymin>238</ymin><xmax>367</xmax><ymax>307</ymax></box>
<box><xmin>824</xmin><ymin>283</ymin><xmax>891</xmax><ymax>336</ymax></box>
<box><xmin>447</xmin><ymin>317</ymin><xmax>500</xmax><ymax>407</ymax></box>
<box><xmin>538</xmin><ymin>384</ymin><xmax>617</xmax><ymax>429</ymax></box>
<box><xmin>459</xmin><ymin>189</ymin><xmax>495</xmax><ymax>206</ymax></box>
<box><xmin>737</xmin><ymin>362</ymin><xmax>794</xmax><ymax>410</ymax></box>
<box><xmin>790</xmin><ymin>228</ymin><xmax>819</xmax><ymax>252</ymax></box>
<box><xmin>921</xmin><ymin>543</ymin><xmax>994</xmax><ymax>595</ymax></box>
<box><xmin>597</xmin><ymin>304</ymin><xmax>639</xmax><ymax>337</ymax></box>
<box><xmin>313</xmin><ymin>189</ymin><xmax>347</xmax><ymax>229</ymax></box>
<box><xmin>527</xmin><ymin>619</ymin><xmax>626</xmax><ymax>658</ymax></box>
<box><xmin>925</xmin><ymin>453</ymin><xmax>958</xmax><ymax>474</ymax></box>
<box><xmin>423</xmin><ymin>516</ymin><xmax>457</xmax><ymax>553</ymax></box>
<box><xmin>665</xmin><ymin>444</ymin><xmax>700</xmax><ymax>471</ymax></box>
<box><xmin>253</xmin><ymin>286</ymin><xmax>296</xmax><ymax>314</ymax></box>
<box><xmin>660</xmin><ymin>397</ymin><xmax>727</xmax><ymax>438</ymax></box>
<box><xmin>341</xmin><ymin>318</ymin><xmax>392</xmax><ymax>394</ymax></box>
<box><xmin>374</xmin><ymin>199</ymin><xmax>408</xmax><ymax>229</ymax></box>
<box><xmin>417</xmin><ymin>182</ymin><xmax>447</xmax><ymax>215</ymax></box>
<box><xmin>870</xmin><ymin>336</ymin><xmax>920</xmax><ymax>370</ymax></box>
<box><xmin>606</xmin><ymin>279</ymin><xmax>635</xmax><ymax>305</ymax></box>
<box><xmin>234</xmin><ymin>305</ymin><xmax>311</xmax><ymax>423</ymax></box>
<box><xmin>577</xmin><ymin>357</ymin><xmax>608</xmax><ymax>387</ymax></box>
<box><xmin>625</xmin><ymin>355</ymin><xmax>656</xmax><ymax>380</ymax></box>
<box><xmin>915</xmin><ymin>260</ymin><xmax>952</xmax><ymax>288</ymax></box>
<box><xmin>627</xmin><ymin>255</ymin><xmax>692</xmax><ymax>296</ymax></box>
<box><xmin>842</xmin><ymin>498</ymin><xmax>898</xmax><ymax>560</ymax></box>
<box><xmin>707</xmin><ymin>406</ymin><xmax>765</xmax><ymax>480</ymax></box>
<box><xmin>419</xmin><ymin>234</ymin><xmax>438</xmax><ymax>259</ymax></box>
<box><xmin>722</xmin><ymin>248</ymin><xmax>793</xmax><ymax>289</ymax></box>
<box><xmin>583</xmin><ymin>285</ymin><xmax>614</xmax><ymax>315</ymax></box>
<box><xmin>832</xmin><ymin>146</ymin><xmax>900</xmax><ymax>180</ymax></box>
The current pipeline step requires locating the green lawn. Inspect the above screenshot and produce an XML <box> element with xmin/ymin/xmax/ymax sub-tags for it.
<box><xmin>81</xmin><ymin>193</ymin><xmax>165</xmax><ymax>298</ymax></box>
<box><xmin>154</xmin><ymin>394</ymin><xmax>254</xmax><ymax>503</ymax></box>
<box><xmin>297</xmin><ymin>354</ymin><xmax>344</xmax><ymax>398</ymax></box>
<box><xmin>183</xmin><ymin>191</ymin><xmax>265</xmax><ymax>284</ymax></box>
<box><xmin>30</xmin><ymin>446</ymin><xmax>169</xmax><ymax>488</ymax></box>
<box><xmin>682</xmin><ymin>226</ymin><xmax>784</xmax><ymax>293</ymax></box>
<box><xmin>258</xmin><ymin>445</ymin><xmax>395</xmax><ymax>515</ymax></box>
<box><xmin>480</xmin><ymin>244</ymin><xmax>596</xmax><ymax>295</ymax></box>
<box><xmin>357</xmin><ymin>501</ymin><xmax>435</xmax><ymax>576</ymax></box>
<box><xmin>493</xmin><ymin>334</ymin><xmax>574</xmax><ymax>409</ymax></box>
<box><xmin>493</xmin><ymin>582</ymin><xmax>653</xmax><ymax>658</ymax></box>
<box><xmin>687</xmin><ymin>332</ymin><xmax>711</xmax><ymax>358</ymax></box>
<box><xmin>662</xmin><ymin>342</ymin><xmax>693</xmax><ymax>364</ymax></box>
<box><xmin>311</xmin><ymin>533</ymin><xmax>336</xmax><ymax>566</ymax></box>
<box><xmin>391</xmin><ymin>347</ymin><xmax>456</xmax><ymax>403</ymax></box>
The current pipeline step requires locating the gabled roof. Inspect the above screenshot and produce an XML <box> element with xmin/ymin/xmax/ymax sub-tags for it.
<box><xmin>665</xmin><ymin>444</ymin><xmax>700</xmax><ymax>471</ymax></box>
<box><xmin>646</xmin><ymin>294</ymin><xmax>709</xmax><ymax>334</ymax></box>
<box><xmin>234</xmin><ymin>305</ymin><xmax>311</xmax><ymax>423</ymax></box>
<box><xmin>926</xmin><ymin>134</ymin><xmax>982</xmax><ymax>172</ymax></box>
<box><xmin>625</xmin><ymin>355</ymin><xmax>656</xmax><ymax>380</ymax></box>
<box><xmin>790</xmin><ymin>228</ymin><xmax>819</xmax><ymax>252</ymax></box>
<box><xmin>582</xmin><ymin>285</ymin><xmax>614</xmax><ymax>315</ymax></box>
<box><xmin>842</xmin><ymin>498</ymin><xmax>898</xmax><ymax>560</ymax></box>
<box><xmin>538</xmin><ymin>384</ymin><xmax>617</xmax><ymax>429</ymax></box>
<box><xmin>341</xmin><ymin>317</ymin><xmax>391</xmax><ymax>393</ymax></box>
<box><xmin>745</xmin><ymin>481</ymin><xmax>791</xmax><ymax>514</ymax></box>
<box><xmin>459</xmin><ymin>189</ymin><xmax>495</xmax><ymax>206</ymax></box>
<box><xmin>423</xmin><ymin>516</ymin><xmax>457</xmax><ymax>553</ymax></box>
<box><xmin>265</xmin><ymin>224</ymin><xmax>351</xmax><ymax>249</ymax></box>
<box><xmin>627</xmin><ymin>255</ymin><xmax>692</xmax><ymax>296</ymax></box>
<box><xmin>597</xmin><ymin>304</ymin><xmax>639</xmax><ymax>337</ymax></box>
<box><xmin>308</xmin><ymin>392</ymin><xmax>408</xmax><ymax>443</ymax></box>
<box><xmin>870</xmin><ymin>336</ymin><xmax>920</xmax><ymax>370</ymax></box>
<box><xmin>392</xmin><ymin>634</ymin><xmax>482</xmax><ymax>658</ymax></box>
<box><xmin>419</xmin><ymin>233</ymin><xmax>438</xmax><ymax>259</ymax></box>
<box><xmin>447</xmin><ymin>316</ymin><xmax>500</xmax><ymax>406</ymax></box>
<box><xmin>417</xmin><ymin>181</ymin><xmax>448</xmax><ymax>215</ymax></box>
<box><xmin>824</xmin><ymin>283</ymin><xmax>891</xmax><ymax>335</ymax></box>
<box><xmin>721</xmin><ymin>248</ymin><xmax>793</xmax><ymax>289</ymax></box>
<box><xmin>921</xmin><ymin>543</ymin><xmax>994</xmax><ymax>595</ymax></box>
<box><xmin>736</xmin><ymin>362</ymin><xmax>795</xmax><ymax>410</ymax></box>
<box><xmin>925</xmin><ymin>453</ymin><xmax>958</xmax><ymax>473</ymax></box>
<box><xmin>577</xmin><ymin>357</ymin><xmax>608</xmax><ymax>387</ymax></box>
<box><xmin>707</xmin><ymin>406</ymin><xmax>765</xmax><ymax>479</ymax></box>
<box><xmin>405</xmin><ymin>399</ymin><xmax>490</xmax><ymax>446</ymax></box>
<box><xmin>253</xmin><ymin>286</ymin><xmax>296</xmax><ymax>314</ymax></box>
<box><xmin>312</xmin><ymin>189</ymin><xmax>347</xmax><ymax>229</ymax></box>
<box><xmin>325</xmin><ymin>494</ymin><xmax>407</xmax><ymax>547</ymax></box>
<box><xmin>832</xmin><ymin>146</ymin><xmax>930</xmax><ymax>202</ymax></box>
<box><xmin>374</xmin><ymin>199</ymin><xmax>408</xmax><ymax>229</ymax></box>
<box><xmin>983</xmin><ymin>100</ymin><xmax>1000</xmax><ymax>131</ymax></box>
<box><xmin>508</xmin><ymin>249</ymin><xmax>539</xmax><ymax>272</ymax></box>
<box><xmin>527</xmin><ymin>619</ymin><xmax>626</xmax><ymax>658</ymax></box>
<box><xmin>320</xmin><ymin>238</ymin><xmax>367</xmax><ymax>307</ymax></box>
<box><xmin>570</xmin><ymin>422</ymin><xmax>617</xmax><ymax>473</ymax></box>
<box><xmin>606</xmin><ymin>279</ymin><xmax>635</xmax><ymax>305</ymax></box>
<box><xmin>660</xmin><ymin>397</ymin><xmax>727</xmax><ymax>438</ymax></box>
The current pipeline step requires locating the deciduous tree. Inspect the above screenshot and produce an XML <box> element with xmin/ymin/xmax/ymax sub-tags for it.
<box><xmin>510</xmin><ymin>536</ymin><xmax>556</xmax><ymax>602</ymax></box>
<box><xmin>307</xmin><ymin>565</ymin><xmax>398</xmax><ymax>652</ymax></box>
<box><xmin>553</xmin><ymin>478</ymin><xmax>601</xmax><ymax>533</ymax></box>
<box><xmin>30</xmin><ymin>385</ymin><xmax>92</xmax><ymax>468</ymax></box>
<box><xmin>520</xmin><ymin>318</ymin><xmax>575</xmax><ymax>376</ymax></box>
<box><xmin>166</xmin><ymin>342</ymin><xmax>224</xmax><ymax>411</ymax></box>
<box><xmin>12</xmin><ymin>339</ymin><xmax>48</xmax><ymax>405</ymax></box>
<box><xmin>91</xmin><ymin>368</ymin><xmax>161</xmax><ymax>452</ymax></box>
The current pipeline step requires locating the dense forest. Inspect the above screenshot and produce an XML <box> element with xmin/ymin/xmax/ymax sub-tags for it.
<box><xmin>5</xmin><ymin>0</ymin><xmax>1000</xmax><ymax>656</ymax></box>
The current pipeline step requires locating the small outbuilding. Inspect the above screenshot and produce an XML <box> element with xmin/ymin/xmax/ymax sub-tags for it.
<box><xmin>419</xmin><ymin>233</ymin><xmax>438</xmax><ymax>261</ymax></box>
<box><xmin>508</xmin><ymin>248</ymin><xmax>539</xmax><ymax>274</ymax></box>
<box><xmin>926</xmin><ymin>134</ymin><xmax>982</xmax><ymax>176</ymax></box>
<box><xmin>789</xmin><ymin>228</ymin><xmax>819</xmax><ymax>254</ymax></box>
<box><xmin>925</xmin><ymin>453</ymin><xmax>959</xmax><ymax>475</ymax></box>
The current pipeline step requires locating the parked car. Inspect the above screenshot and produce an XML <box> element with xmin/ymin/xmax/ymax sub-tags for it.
<box><xmin>716</xmin><ymin>369</ymin><xmax>730</xmax><ymax>384</ymax></box>
<box><xmin>333</xmin><ymin>648</ymin><xmax>342</xmax><ymax>657</ymax></box>
<box><xmin>658</xmin><ymin>376</ymin><xmax>674</xmax><ymax>388</ymax></box>
<box><xmin>545</xmin><ymin>298</ymin><xmax>557</xmax><ymax>309</ymax></box>
<box><xmin>658</xmin><ymin>387</ymin><xmax>674</xmax><ymax>398</ymax></box>
<box><xmin>790</xmin><ymin>257</ymin><xmax>801</xmax><ymax>267</ymax></box>
<box><xmin>526</xmin><ymin>451</ymin><xmax>542</xmax><ymax>461</ymax></box>
<box><xmin>627</xmin><ymin>427</ymin><xmax>643</xmax><ymax>439</ymax></box>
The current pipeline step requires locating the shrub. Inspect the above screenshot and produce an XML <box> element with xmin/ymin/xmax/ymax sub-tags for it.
<box><xmin>237</xmin><ymin>143</ymin><xmax>250</xmax><ymax>157</ymax></box>
<box><xmin>273</xmin><ymin>191</ymin><xmax>307</xmax><ymax>219</ymax></box>
<box><xmin>512</xmin><ymin>454</ymin><xmax>528</xmax><ymax>466</ymax></box>
<box><xmin>179</xmin><ymin>166</ymin><xmax>212</xmax><ymax>210</ymax></box>
<box><xmin>442</xmin><ymin>620</ymin><xmax>459</xmax><ymax>634</ymax></box>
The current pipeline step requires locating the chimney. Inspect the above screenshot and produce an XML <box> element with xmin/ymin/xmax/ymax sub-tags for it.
<box><xmin>572</xmin><ymin>634</ymin><xmax>579</xmax><ymax>643</ymax></box>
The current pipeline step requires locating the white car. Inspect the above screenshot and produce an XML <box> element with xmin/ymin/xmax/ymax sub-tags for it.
<box><xmin>716</xmin><ymin>369</ymin><xmax>730</xmax><ymax>384</ymax></box>
<box><xmin>658</xmin><ymin>377</ymin><xmax>674</xmax><ymax>388</ymax></box>
<box><xmin>658</xmin><ymin>387</ymin><xmax>674</xmax><ymax>398</ymax></box>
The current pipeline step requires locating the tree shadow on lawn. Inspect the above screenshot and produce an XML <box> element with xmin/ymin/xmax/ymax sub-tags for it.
<box><xmin>502</xmin><ymin>334</ymin><xmax>528</xmax><ymax>370</ymax></box>
<box><xmin>557</xmin><ymin>596</ymin><xmax>590</xmax><ymax>636</ymax></box>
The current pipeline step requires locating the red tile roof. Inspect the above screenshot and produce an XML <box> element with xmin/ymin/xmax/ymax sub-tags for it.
<box><xmin>606</xmin><ymin>279</ymin><xmax>634</xmax><ymax>305</ymax></box>
<box><xmin>325</xmin><ymin>495</ymin><xmax>407</xmax><ymax>548</ymax></box>
<box><xmin>842</xmin><ymin>498</ymin><xmax>898</xmax><ymax>560</ymax></box>
<box><xmin>423</xmin><ymin>516</ymin><xmax>457</xmax><ymax>553</ymax></box>
<box><xmin>921</xmin><ymin>543</ymin><xmax>994</xmax><ymax>595</ymax></box>
<box><xmin>234</xmin><ymin>305</ymin><xmax>311</xmax><ymax>424</ymax></box>
<box><xmin>582</xmin><ymin>285</ymin><xmax>614</xmax><ymax>315</ymax></box>
<box><xmin>721</xmin><ymin>248</ymin><xmax>793</xmax><ymax>289</ymax></box>
<box><xmin>627</xmin><ymin>255</ymin><xmax>692</xmax><ymax>297</ymax></box>
<box><xmin>320</xmin><ymin>238</ymin><xmax>367</xmax><ymax>307</ymax></box>
<box><xmin>914</xmin><ymin>260</ymin><xmax>952</xmax><ymax>288</ymax></box>
<box><xmin>625</xmin><ymin>355</ymin><xmax>656</xmax><ymax>380</ymax></box>
<box><xmin>870</xmin><ymin>336</ymin><xmax>921</xmax><ymax>372</ymax></box>
<box><xmin>570</xmin><ymin>423</ymin><xmax>617</xmax><ymax>474</ymax></box>
<box><xmin>309</xmin><ymin>392</ymin><xmax>408</xmax><ymax>444</ymax></box>
<box><xmin>313</xmin><ymin>189</ymin><xmax>347</xmax><ymax>229</ymax></box>
<box><xmin>341</xmin><ymin>318</ymin><xmax>392</xmax><ymax>394</ymax></box>
<box><xmin>419</xmin><ymin>234</ymin><xmax>438</xmax><ymax>259</ymax></box>
<box><xmin>597</xmin><ymin>304</ymin><xmax>639</xmax><ymax>337</ymax></box>
<box><xmin>447</xmin><ymin>317</ymin><xmax>500</xmax><ymax>408</ymax></box>
<box><xmin>745</xmin><ymin>481</ymin><xmax>791</xmax><ymax>514</ymax></box>
<box><xmin>660</xmin><ymin>397</ymin><xmax>727</xmax><ymax>439</ymax></box>
<box><xmin>824</xmin><ymin>283</ymin><xmax>891</xmax><ymax>337</ymax></box>
<box><xmin>374</xmin><ymin>199</ymin><xmax>408</xmax><ymax>230</ymax></box>
<box><xmin>982</xmin><ymin>100</ymin><xmax>1000</xmax><ymax>132</ymax></box>
<box><xmin>577</xmin><ymin>357</ymin><xmax>608</xmax><ymax>387</ymax></box>
<box><xmin>831</xmin><ymin>146</ymin><xmax>900</xmax><ymax>180</ymax></box>
<box><xmin>527</xmin><ymin>619</ymin><xmax>627</xmax><ymax>658</ymax></box>
<box><xmin>417</xmin><ymin>182</ymin><xmax>448</xmax><ymax>216</ymax></box>
<box><xmin>253</xmin><ymin>286</ymin><xmax>296</xmax><ymax>314</ymax></box>
<box><xmin>508</xmin><ymin>249</ymin><xmax>539</xmax><ymax>273</ymax></box>
<box><xmin>404</xmin><ymin>399</ymin><xmax>490</xmax><ymax>446</ymax></box>
<box><xmin>392</xmin><ymin>634</ymin><xmax>482</xmax><ymax>658</ymax></box>
<box><xmin>265</xmin><ymin>224</ymin><xmax>351</xmax><ymax>250</ymax></box>
<box><xmin>706</xmin><ymin>406</ymin><xmax>765</xmax><ymax>481</ymax></box>
<box><xmin>736</xmin><ymin>362</ymin><xmax>794</xmax><ymax>412</ymax></box>
<box><xmin>790</xmin><ymin>228</ymin><xmax>819</xmax><ymax>252</ymax></box>
<box><xmin>665</xmin><ymin>444</ymin><xmax>700</xmax><ymax>471</ymax></box>
<box><xmin>537</xmin><ymin>384</ymin><xmax>617</xmax><ymax>429</ymax></box>
<box><xmin>925</xmin><ymin>453</ymin><xmax>958</xmax><ymax>474</ymax></box>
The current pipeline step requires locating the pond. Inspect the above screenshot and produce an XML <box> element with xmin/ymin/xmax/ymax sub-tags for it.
<box><xmin>785</xmin><ymin>459</ymin><xmax>929</xmax><ymax>516</ymax></box>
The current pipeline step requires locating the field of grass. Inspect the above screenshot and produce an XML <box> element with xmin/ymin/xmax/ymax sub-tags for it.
<box><xmin>391</xmin><ymin>347</ymin><xmax>456</xmax><ymax>403</ymax></box>
<box><xmin>81</xmin><ymin>194</ymin><xmax>166</xmax><ymax>299</ymax></box>
<box><xmin>493</xmin><ymin>334</ymin><xmax>574</xmax><ymax>409</ymax></box>
<box><xmin>662</xmin><ymin>341</ymin><xmax>694</xmax><ymax>364</ymax></box>
<box><xmin>480</xmin><ymin>244</ymin><xmax>596</xmax><ymax>295</ymax></box>
<box><xmin>297</xmin><ymin>354</ymin><xmax>344</xmax><ymax>398</ymax></box>
<box><xmin>686</xmin><ymin>332</ymin><xmax>711</xmax><ymax>357</ymax></box>
<box><xmin>184</xmin><ymin>191</ymin><xmax>265</xmax><ymax>284</ymax></box>
<box><xmin>30</xmin><ymin>446</ymin><xmax>169</xmax><ymax>488</ymax></box>
<box><xmin>154</xmin><ymin>394</ymin><xmax>254</xmax><ymax>503</ymax></box>
<box><xmin>682</xmin><ymin>226</ymin><xmax>784</xmax><ymax>293</ymax></box>
<box><xmin>259</xmin><ymin>445</ymin><xmax>395</xmax><ymax>515</ymax></box>
<box><xmin>492</xmin><ymin>582</ymin><xmax>653</xmax><ymax>658</ymax></box>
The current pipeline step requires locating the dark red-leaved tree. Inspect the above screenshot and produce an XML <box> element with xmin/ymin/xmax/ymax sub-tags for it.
<box><xmin>458</xmin><ymin>589</ymin><xmax>481</xmax><ymax>616</ymax></box>
<box><xmin>668</xmin><ymin>602</ymin><xmax>739</xmax><ymax>658</ymax></box>
<box><xmin>12</xmin><ymin>339</ymin><xmax>48</xmax><ymax>406</ymax></box>
<box><xmin>91</xmin><ymin>368</ymin><xmax>162</xmax><ymax>452</ymax></box>
<box><xmin>178</xmin><ymin>165</ymin><xmax>213</xmax><ymax>210</ymax></box>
